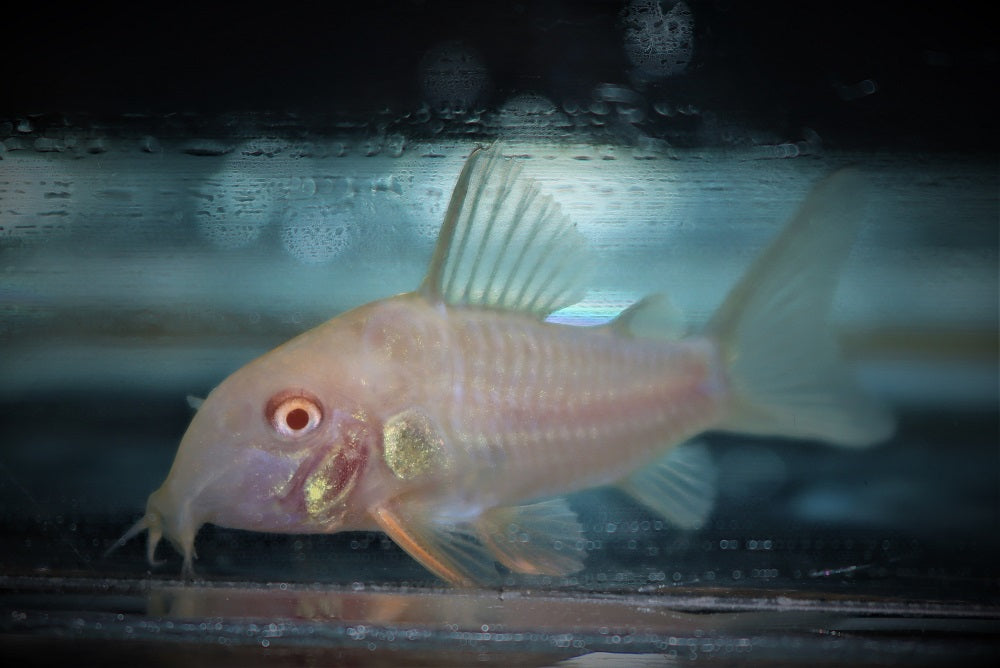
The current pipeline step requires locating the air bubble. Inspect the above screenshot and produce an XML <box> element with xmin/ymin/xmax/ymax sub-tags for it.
<box><xmin>385</xmin><ymin>133</ymin><xmax>407</xmax><ymax>158</ymax></box>
<box><xmin>623</xmin><ymin>0</ymin><xmax>695</xmax><ymax>79</ymax></box>
<box><xmin>280</xmin><ymin>203</ymin><xmax>356</xmax><ymax>264</ymax></box>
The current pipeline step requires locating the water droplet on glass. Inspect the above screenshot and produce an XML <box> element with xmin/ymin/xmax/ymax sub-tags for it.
<box><xmin>140</xmin><ymin>136</ymin><xmax>162</xmax><ymax>153</ymax></box>
<box><xmin>196</xmin><ymin>170</ymin><xmax>275</xmax><ymax>250</ymax></box>
<box><xmin>33</xmin><ymin>137</ymin><xmax>64</xmax><ymax>152</ymax></box>
<box><xmin>280</xmin><ymin>203</ymin><xmax>356</xmax><ymax>264</ymax></box>
<box><xmin>0</xmin><ymin>170</ymin><xmax>74</xmax><ymax>244</ymax></box>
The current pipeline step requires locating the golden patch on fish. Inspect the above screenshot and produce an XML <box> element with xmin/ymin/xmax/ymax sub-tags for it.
<box><xmin>383</xmin><ymin>410</ymin><xmax>448</xmax><ymax>480</ymax></box>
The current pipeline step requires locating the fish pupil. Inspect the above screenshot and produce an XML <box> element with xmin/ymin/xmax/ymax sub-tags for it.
<box><xmin>285</xmin><ymin>407</ymin><xmax>310</xmax><ymax>431</ymax></box>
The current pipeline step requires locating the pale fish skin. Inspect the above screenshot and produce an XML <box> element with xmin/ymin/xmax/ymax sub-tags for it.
<box><xmin>114</xmin><ymin>145</ymin><xmax>893</xmax><ymax>585</ymax></box>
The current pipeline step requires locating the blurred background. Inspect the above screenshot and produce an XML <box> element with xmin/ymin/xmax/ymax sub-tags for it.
<box><xmin>1</xmin><ymin>1</ymin><xmax>997</xmax><ymax>665</ymax></box>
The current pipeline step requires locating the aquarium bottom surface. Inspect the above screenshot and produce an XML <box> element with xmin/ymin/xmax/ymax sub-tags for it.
<box><xmin>1</xmin><ymin>575</ymin><xmax>997</xmax><ymax>667</ymax></box>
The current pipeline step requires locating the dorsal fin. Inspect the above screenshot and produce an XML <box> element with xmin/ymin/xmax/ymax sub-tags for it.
<box><xmin>419</xmin><ymin>144</ymin><xmax>592</xmax><ymax>318</ymax></box>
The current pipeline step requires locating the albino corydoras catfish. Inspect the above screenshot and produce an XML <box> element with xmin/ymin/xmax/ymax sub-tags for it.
<box><xmin>115</xmin><ymin>145</ymin><xmax>892</xmax><ymax>585</ymax></box>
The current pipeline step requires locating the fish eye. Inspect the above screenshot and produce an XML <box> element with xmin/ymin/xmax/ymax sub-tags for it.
<box><xmin>266</xmin><ymin>391</ymin><xmax>323</xmax><ymax>438</ymax></box>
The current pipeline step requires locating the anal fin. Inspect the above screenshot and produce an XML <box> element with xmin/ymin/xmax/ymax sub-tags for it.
<box><xmin>619</xmin><ymin>441</ymin><xmax>717</xmax><ymax>530</ymax></box>
<box><xmin>479</xmin><ymin>498</ymin><xmax>586</xmax><ymax>576</ymax></box>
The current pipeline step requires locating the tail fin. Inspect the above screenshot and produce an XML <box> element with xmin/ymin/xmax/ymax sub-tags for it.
<box><xmin>708</xmin><ymin>169</ymin><xmax>893</xmax><ymax>447</ymax></box>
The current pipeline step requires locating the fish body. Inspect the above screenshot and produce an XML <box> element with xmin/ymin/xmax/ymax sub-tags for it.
<box><xmin>120</xmin><ymin>146</ymin><xmax>892</xmax><ymax>585</ymax></box>
<box><xmin>335</xmin><ymin>293</ymin><xmax>722</xmax><ymax>514</ymax></box>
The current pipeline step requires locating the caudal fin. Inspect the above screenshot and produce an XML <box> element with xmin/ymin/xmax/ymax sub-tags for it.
<box><xmin>709</xmin><ymin>169</ymin><xmax>893</xmax><ymax>447</ymax></box>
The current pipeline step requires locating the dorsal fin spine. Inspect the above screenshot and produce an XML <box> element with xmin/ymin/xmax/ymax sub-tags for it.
<box><xmin>447</xmin><ymin>165</ymin><xmax>487</xmax><ymax>300</ymax></box>
<box><xmin>465</xmin><ymin>154</ymin><xmax>514</xmax><ymax>302</ymax></box>
<box><xmin>421</xmin><ymin>146</ymin><xmax>482</xmax><ymax>301</ymax></box>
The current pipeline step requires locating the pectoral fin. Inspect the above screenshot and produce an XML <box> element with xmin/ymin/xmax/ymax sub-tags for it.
<box><xmin>479</xmin><ymin>498</ymin><xmax>586</xmax><ymax>576</ymax></box>
<box><xmin>373</xmin><ymin>504</ymin><xmax>500</xmax><ymax>587</ymax></box>
<box><xmin>373</xmin><ymin>497</ymin><xmax>587</xmax><ymax>586</ymax></box>
<box><xmin>620</xmin><ymin>441</ymin><xmax>717</xmax><ymax>530</ymax></box>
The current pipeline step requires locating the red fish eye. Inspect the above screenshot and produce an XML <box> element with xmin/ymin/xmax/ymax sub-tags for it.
<box><xmin>266</xmin><ymin>392</ymin><xmax>323</xmax><ymax>438</ymax></box>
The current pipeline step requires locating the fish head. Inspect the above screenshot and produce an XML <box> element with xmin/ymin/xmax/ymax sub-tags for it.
<box><xmin>124</xmin><ymin>319</ymin><xmax>376</xmax><ymax>573</ymax></box>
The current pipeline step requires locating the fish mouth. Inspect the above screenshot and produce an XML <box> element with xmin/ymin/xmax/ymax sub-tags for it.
<box><xmin>278</xmin><ymin>440</ymin><xmax>368</xmax><ymax>528</ymax></box>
